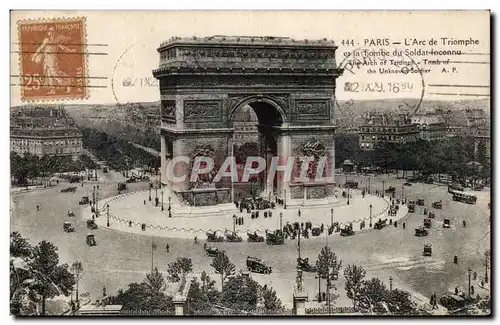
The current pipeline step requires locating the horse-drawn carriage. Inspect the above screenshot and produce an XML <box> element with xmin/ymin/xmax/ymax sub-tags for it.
<box><xmin>203</xmin><ymin>243</ymin><xmax>220</xmax><ymax>257</ymax></box>
<box><xmin>266</xmin><ymin>229</ymin><xmax>284</xmax><ymax>245</ymax></box>
<box><xmin>117</xmin><ymin>183</ymin><xmax>127</xmax><ymax>191</ymax></box>
<box><xmin>297</xmin><ymin>257</ymin><xmax>317</xmax><ymax>273</ymax></box>
<box><xmin>247</xmin><ymin>231</ymin><xmax>264</xmax><ymax>242</ymax></box>
<box><xmin>417</xmin><ymin>199</ymin><xmax>425</xmax><ymax>206</ymax></box>
<box><xmin>68</xmin><ymin>210</ymin><xmax>76</xmax><ymax>217</ymax></box>
<box><xmin>443</xmin><ymin>219</ymin><xmax>451</xmax><ymax>228</ymax></box>
<box><xmin>428</xmin><ymin>211</ymin><xmax>436</xmax><ymax>219</ymax></box>
<box><xmin>340</xmin><ymin>224</ymin><xmax>355</xmax><ymax>237</ymax></box>
<box><xmin>206</xmin><ymin>230</ymin><xmax>224</xmax><ymax>242</ymax></box>
<box><xmin>224</xmin><ymin>230</ymin><xmax>243</xmax><ymax>242</ymax></box>
<box><xmin>408</xmin><ymin>202</ymin><xmax>416</xmax><ymax>213</ymax></box>
<box><xmin>423</xmin><ymin>218</ymin><xmax>432</xmax><ymax>228</ymax></box>
<box><xmin>414</xmin><ymin>226</ymin><xmax>428</xmax><ymax>237</ymax></box>
<box><xmin>246</xmin><ymin>256</ymin><xmax>272</xmax><ymax>274</ymax></box>
<box><xmin>432</xmin><ymin>200</ymin><xmax>442</xmax><ymax>209</ymax></box>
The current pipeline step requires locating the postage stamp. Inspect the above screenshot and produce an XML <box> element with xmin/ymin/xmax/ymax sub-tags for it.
<box><xmin>17</xmin><ymin>17</ymin><xmax>88</xmax><ymax>101</ymax></box>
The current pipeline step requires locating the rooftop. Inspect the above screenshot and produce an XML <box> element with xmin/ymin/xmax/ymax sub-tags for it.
<box><xmin>159</xmin><ymin>35</ymin><xmax>336</xmax><ymax>49</ymax></box>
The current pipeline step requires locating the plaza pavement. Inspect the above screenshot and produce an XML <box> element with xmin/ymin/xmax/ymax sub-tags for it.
<box><xmin>85</xmin><ymin>188</ymin><xmax>407</xmax><ymax>240</ymax></box>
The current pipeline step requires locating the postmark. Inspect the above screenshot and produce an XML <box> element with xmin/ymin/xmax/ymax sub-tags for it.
<box><xmin>17</xmin><ymin>17</ymin><xmax>88</xmax><ymax>101</ymax></box>
<box><xmin>335</xmin><ymin>47</ymin><xmax>427</xmax><ymax>127</ymax></box>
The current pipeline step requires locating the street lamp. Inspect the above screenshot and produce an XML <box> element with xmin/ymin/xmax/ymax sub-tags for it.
<box><xmin>315</xmin><ymin>275</ymin><xmax>322</xmax><ymax>303</ymax></box>
<box><xmin>330</xmin><ymin>208</ymin><xmax>334</xmax><ymax>229</ymax></box>
<box><xmin>368</xmin><ymin>177</ymin><xmax>371</xmax><ymax>194</ymax></box>
<box><xmin>149</xmin><ymin>183</ymin><xmax>152</xmax><ymax>201</ymax></box>
<box><xmin>467</xmin><ymin>268</ymin><xmax>472</xmax><ymax>296</ymax></box>
<box><xmin>389</xmin><ymin>276</ymin><xmax>393</xmax><ymax>291</ymax></box>
<box><xmin>106</xmin><ymin>204</ymin><xmax>110</xmax><ymax>227</ymax></box>
<box><xmin>347</xmin><ymin>186</ymin><xmax>350</xmax><ymax>205</ymax></box>
<box><xmin>232</xmin><ymin>214</ymin><xmax>236</xmax><ymax>233</ymax></box>
<box><xmin>168</xmin><ymin>196</ymin><xmax>172</xmax><ymax>218</ymax></box>
<box><xmin>284</xmin><ymin>189</ymin><xmax>287</xmax><ymax>209</ymax></box>
<box><xmin>161</xmin><ymin>191</ymin><xmax>164</xmax><ymax>211</ymax></box>
<box><xmin>369</xmin><ymin>204</ymin><xmax>373</xmax><ymax>227</ymax></box>
<box><xmin>279</xmin><ymin>212</ymin><xmax>283</xmax><ymax>230</ymax></box>
<box><xmin>382</xmin><ymin>181</ymin><xmax>385</xmax><ymax>198</ymax></box>
<box><xmin>401</xmin><ymin>185</ymin><xmax>404</xmax><ymax>201</ymax></box>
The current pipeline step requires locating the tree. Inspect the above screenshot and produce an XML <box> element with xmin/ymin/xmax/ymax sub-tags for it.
<box><xmin>220</xmin><ymin>274</ymin><xmax>259</xmax><ymax>311</ymax></box>
<box><xmin>259</xmin><ymin>284</ymin><xmax>282</xmax><ymax>312</ymax></box>
<box><xmin>357</xmin><ymin>277</ymin><xmax>387</xmax><ymax>313</ymax></box>
<box><xmin>384</xmin><ymin>288</ymin><xmax>418</xmax><ymax>314</ymax></box>
<box><xmin>477</xmin><ymin>140</ymin><xmax>487</xmax><ymax>165</ymax></box>
<box><xmin>70</xmin><ymin>261</ymin><xmax>84</xmax><ymax>306</ymax></box>
<box><xmin>210</xmin><ymin>251</ymin><xmax>236</xmax><ymax>288</ymax></box>
<box><xmin>344</xmin><ymin>264</ymin><xmax>366</xmax><ymax>309</ymax></box>
<box><xmin>316</xmin><ymin>247</ymin><xmax>342</xmax><ymax>307</ymax></box>
<box><xmin>186</xmin><ymin>271</ymin><xmax>220</xmax><ymax>315</ymax></box>
<box><xmin>11</xmin><ymin>232</ymin><xmax>32</xmax><ymax>258</ymax></box>
<box><xmin>109</xmin><ymin>268</ymin><xmax>173</xmax><ymax>312</ymax></box>
<box><xmin>30</xmin><ymin>240</ymin><xmax>75</xmax><ymax>315</ymax></box>
<box><xmin>167</xmin><ymin>257</ymin><xmax>193</xmax><ymax>283</ymax></box>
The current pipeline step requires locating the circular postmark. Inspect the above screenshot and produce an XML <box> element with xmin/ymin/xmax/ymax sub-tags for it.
<box><xmin>111</xmin><ymin>42</ymin><xmax>159</xmax><ymax>106</ymax></box>
<box><xmin>335</xmin><ymin>47</ymin><xmax>427</xmax><ymax>129</ymax></box>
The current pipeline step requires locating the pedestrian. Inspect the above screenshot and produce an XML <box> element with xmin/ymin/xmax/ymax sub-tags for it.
<box><xmin>455</xmin><ymin>286</ymin><xmax>459</xmax><ymax>295</ymax></box>
<box><xmin>433</xmin><ymin>293</ymin><xmax>438</xmax><ymax>309</ymax></box>
<box><xmin>394</xmin><ymin>221</ymin><xmax>397</xmax><ymax>228</ymax></box>
<box><xmin>92</xmin><ymin>214</ymin><xmax>95</xmax><ymax>220</ymax></box>
<box><xmin>298</xmin><ymin>209</ymin><xmax>301</xmax><ymax>217</ymax></box>
<box><xmin>144</xmin><ymin>200</ymin><xmax>146</xmax><ymax>205</ymax></box>
<box><xmin>471</xmin><ymin>285</ymin><xmax>475</xmax><ymax>295</ymax></box>
<box><xmin>129</xmin><ymin>220</ymin><xmax>132</xmax><ymax>227</ymax></box>
<box><xmin>36</xmin><ymin>205</ymin><xmax>40</xmax><ymax>211</ymax></box>
<box><xmin>473</xmin><ymin>271</ymin><xmax>477</xmax><ymax>280</ymax></box>
<box><xmin>403</xmin><ymin>222</ymin><xmax>406</xmax><ymax>230</ymax></box>
<box><xmin>454</xmin><ymin>255</ymin><xmax>458</xmax><ymax>264</ymax></box>
<box><xmin>166</xmin><ymin>244</ymin><xmax>170</xmax><ymax>252</ymax></box>
<box><xmin>430</xmin><ymin>293</ymin><xmax>435</xmax><ymax>307</ymax></box>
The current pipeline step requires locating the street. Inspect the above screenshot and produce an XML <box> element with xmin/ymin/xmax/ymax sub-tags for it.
<box><xmin>10</xmin><ymin>173</ymin><xmax>491</xmax><ymax>309</ymax></box>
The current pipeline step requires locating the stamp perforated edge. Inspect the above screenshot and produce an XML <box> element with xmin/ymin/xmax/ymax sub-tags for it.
<box><xmin>16</xmin><ymin>16</ymin><xmax>90</xmax><ymax>103</ymax></box>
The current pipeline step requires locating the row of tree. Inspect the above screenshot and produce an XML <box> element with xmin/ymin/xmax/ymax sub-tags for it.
<box><xmin>10</xmin><ymin>232</ymin><xmax>80</xmax><ymax>315</ymax></box>
<box><xmin>81</xmin><ymin>127</ymin><xmax>160</xmax><ymax>172</ymax></box>
<box><xmin>336</xmin><ymin>134</ymin><xmax>490</xmax><ymax>184</ymax></box>
<box><xmin>10</xmin><ymin>152</ymin><xmax>98</xmax><ymax>186</ymax></box>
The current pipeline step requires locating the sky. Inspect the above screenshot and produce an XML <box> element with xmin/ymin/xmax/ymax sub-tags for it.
<box><xmin>10</xmin><ymin>10</ymin><xmax>490</xmax><ymax>106</ymax></box>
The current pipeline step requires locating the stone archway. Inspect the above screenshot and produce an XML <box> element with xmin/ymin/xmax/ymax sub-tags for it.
<box><xmin>153</xmin><ymin>35</ymin><xmax>343</xmax><ymax>207</ymax></box>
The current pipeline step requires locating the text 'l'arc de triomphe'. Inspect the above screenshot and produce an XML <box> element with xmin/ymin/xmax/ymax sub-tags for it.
<box><xmin>153</xmin><ymin>36</ymin><xmax>344</xmax><ymax>207</ymax></box>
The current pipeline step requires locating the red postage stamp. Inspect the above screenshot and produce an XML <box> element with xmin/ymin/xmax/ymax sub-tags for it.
<box><xmin>17</xmin><ymin>17</ymin><xmax>88</xmax><ymax>101</ymax></box>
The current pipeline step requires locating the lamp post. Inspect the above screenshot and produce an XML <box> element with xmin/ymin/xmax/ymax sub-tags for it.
<box><xmin>369</xmin><ymin>204</ymin><xmax>373</xmax><ymax>227</ymax></box>
<box><xmin>92</xmin><ymin>185</ymin><xmax>96</xmax><ymax>209</ymax></box>
<box><xmin>284</xmin><ymin>189</ymin><xmax>287</xmax><ymax>209</ymax></box>
<box><xmin>168</xmin><ymin>196</ymin><xmax>172</xmax><ymax>218</ymax></box>
<box><xmin>233</xmin><ymin>214</ymin><xmax>236</xmax><ymax>233</ymax></box>
<box><xmin>279</xmin><ymin>212</ymin><xmax>283</xmax><ymax>230</ymax></box>
<box><xmin>382</xmin><ymin>181</ymin><xmax>385</xmax><ymax>198</ymax></box>
<box><xmin>316</xmin><ymin>275</ymin><xmax>322</xmax><ymax>303</ymax></box>
<box><xmin>161</xmin><ymin>191</ymin><xmax>164</xmax><ymax>211</ymax></box>
<box><xmin>155</xmin><ymin>185</ymin><xmax>158</xmax><ymax>202</ymax></box>
<box><xmin>347</xmin><ymin>186</ymin><xmax>350</xmax><ymax>205</ymax></box>
<box><xmin>106</xmin><ymin>204</ymin><xmax>110</xmax><ymax>227</ymax></box>
<box><xmin>467</xmin><ymin>268</ymin><xmax>472</xmax><ymax>296</ymax></box>
<box><xmin>149</xmin><ymin>183</ymin><xmax>152</xmax><ymax>201</ymax></box>
<box><xmin>389</xmin><ymin>276</ymin><xmax>393</xmax><ymax>291</ymax></box>
<box><xmin>368</xmin><ymin>177</ymin><xmax>371</xmax><ymax>194</ymax></box>
<box><xmin>401</xmin><ymin>185</ymin><xmax>404</xmax><ymax>201</ymax></box>
<box><xmin>95</xmin><ymin>185</ymin><xmax>100</xmax><ymax>214</ymax></box>
<box><xmin>330</xmin><ymin>208</ymin><xmax>334</xmax><ymax>229</ymax></box>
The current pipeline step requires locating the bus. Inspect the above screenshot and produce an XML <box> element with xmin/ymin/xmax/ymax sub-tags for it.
<box><xmin>451</xmin><ymin>191</ymin><xmax>477</xmax><ymax>204</ymax></box>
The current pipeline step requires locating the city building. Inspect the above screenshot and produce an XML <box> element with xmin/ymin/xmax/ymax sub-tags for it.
<box><xmin>10</xmin><ymin>106</ymin><xmax>83</xmax><ymax>159</ymax></box>
<box><xmin>410</xmin><ymin>114</ymin><xmax>446</xmax><ymax>141</ymax></box>
<box><xmin>358</xmin><ymin>112</ymin><xmax>419</xmax><ymax>150</ymax></box>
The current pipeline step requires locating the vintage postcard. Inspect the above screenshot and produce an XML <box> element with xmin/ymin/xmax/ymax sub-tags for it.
<box><xmin>10</xmin><ymin>11</ymin><xmax>491</xmax><ymax>317</ymax></box>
